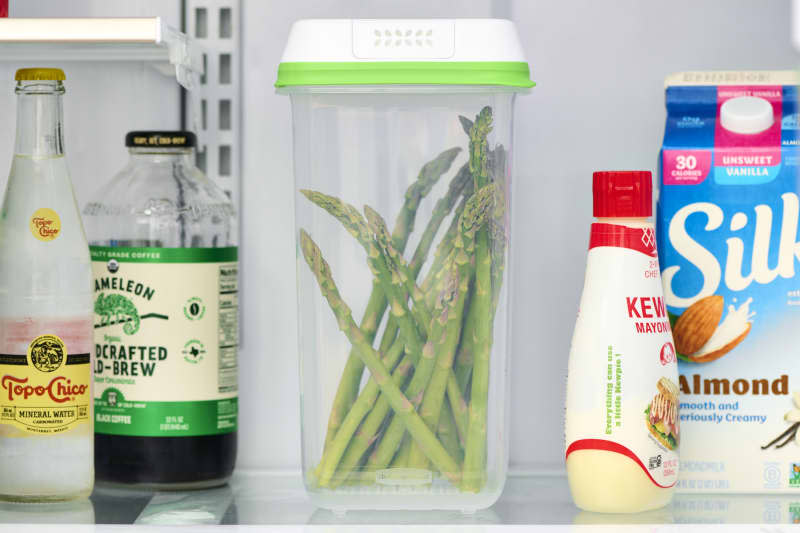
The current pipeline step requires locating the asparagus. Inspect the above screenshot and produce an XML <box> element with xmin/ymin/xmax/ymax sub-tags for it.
<box><xmin>376</xmin><ymin>164</ymin><xmax>473</xmax><ymax>355</ymax></box>
<box><xmin>329</xmin><ymin>349</ymin><xmax>415</xmax><ymax>487</ymax></box>
<box><xmin>462</xmin><ymin>107</ymin><xmax>495</xmax><ymax>492</ymax></box>
<box><xmin>315</xmin><ymin>334</ymin><xmax>406</xmax><ymax>487</ymax></box>
<box><xmin>301</xmin><ymin>192</ymin><xmax>430</xmax><ymax>486</ymax></box>
<box><xmin>407</xmin><ymin>184</ymin><xmax>495</xmax><ymax>469</ymax></box>
<box><xmin>453</xmin><ymin>303</ymin><xmax>477</xmax><ymax>395</ymax></box>
<box><xmin>365</xmin><ymin>186</ymin><xmax>494</xmax><ymax>473</ymax></box>
<box><xmin>367</xmin><ymin>205</ymin><xmax>470</xmax><ymax>444</ymax></box>
<box><xmin>422</xmin><ymin>194</ymin><xmax>469</xmax><ymax>299</ymax></box>
<box><xmin>320</xmin><ymin>147</ymin><xmax>461</xmax><ymax>450</ymax></box>
<box><xmin>452</xmin><ymin>145</ymin><xmax>508</xmax><ymax>397</ymax></box>
<box><xmin>437</xmin><ymin>401</ymin><xmax>464</xmax><ymax>463</ymax></box>
<box><xmin>366</xmin><ymin>257</ymin><xmax>454</xmax><ymax>471</ymax></box>
<box><xmin>299</xmin><ymin>230</ymin><xmax>461</xmax><ymax>484</ymax></box>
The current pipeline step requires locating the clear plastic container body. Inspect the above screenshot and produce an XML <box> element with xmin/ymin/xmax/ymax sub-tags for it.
<box><xmin>285</xmin><ymin>86</ymin><xmax>521</xmax><ymax>511</ymax></box>
<box><xmin>82</xmin><ymin>144</ymin><xmax>238</xmax><ymax>489</ymax></box>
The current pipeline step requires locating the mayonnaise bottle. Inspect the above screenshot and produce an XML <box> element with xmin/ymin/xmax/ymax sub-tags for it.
<box><xmin>565</xmin><ymin>171</ymin><xmax>679</xmax><ymax>513</ymax></box>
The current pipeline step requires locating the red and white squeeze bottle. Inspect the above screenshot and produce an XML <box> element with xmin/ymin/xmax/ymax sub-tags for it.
<box><xmin>565</xmin><ymin>171</ymin><xmax>680</xmax><ymax>513</ymax></box>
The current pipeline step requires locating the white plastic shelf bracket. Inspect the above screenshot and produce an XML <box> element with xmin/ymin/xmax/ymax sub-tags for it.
<box><xmin>184</xmin><ymin>0</ymin><xmax>241</xmax><ymax>207</ymax></box>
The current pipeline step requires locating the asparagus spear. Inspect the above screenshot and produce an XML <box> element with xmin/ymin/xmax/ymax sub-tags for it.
<box><xmin>367</xmin><ymin>204</ymin><xmax>472</xmax><ymax>449</ymax></box>
<box><xmin>407</xmin><ymin>184</ymin><xmax>495</xmax><ymax>469</ymax></box>
<box><xmin>462</xmin><ymin>106</ymin><xmax>495</xmax><ymax>492</ymax></box>
<box><xmin>452</xmin><ymin>145</ymin><xmax>508</xmax><ymax>397</ymax></box>
<box><xmin>299</xmin><ymin>230</ymin><xmax>461</xmax><ymax>484</ymax></box>
<box><xmin>365</xmin><ymin>255</ymin><xmax>455</xmax><ymax>471</ymax></box>
<box><xmin>329</xmin><ymin>349</ymin><xmax>415</xmax><ymax>487</ymax></box>
<box><xmin>376</xmin><ymin>164</ymin><xmax>472</xmax><ymax>354</ymax></box>
<box><xmin>320</xmin><ymin>147</ymin><xmax>461</xmax><ymax>451</ymax></box>
<box><xmin>315</xmin><ymin>335</ymin><xmax>406</xmax><ymax>487</ymax></box>
<box><xmin>437</xmin><ymin>401</ymin><xmax>464</xmax><ymax>463</ymax></box>
<box><xmin>365</xmin><ymin>186</ymin><xmax>493</xmax><ymax>473</ymax></box>
<box><xmin>326</xmin><ymin>206</ymin><xmax>468</xmax><ymax>482</ymax></box>
<box><xmin>301</xmin><ymin>192</ymin><xmax>430</xmax><ymax>486</ymax></box>
<box><xmin>422</xmin><ymin>194</ymin><xmax>469</xmax><ymax>299</ymax></box>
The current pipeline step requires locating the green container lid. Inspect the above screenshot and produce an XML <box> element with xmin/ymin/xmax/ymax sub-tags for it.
<box><xmin>276</xmin><ymin>19</ymin><xmax>534</xmax><ymax>89</ymax></box>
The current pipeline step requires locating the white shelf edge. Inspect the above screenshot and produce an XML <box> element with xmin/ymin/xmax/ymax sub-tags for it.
<box><xmin>0</xmin><ymin>18</ymin><xmax>203</xmax><ymax>89</ymax></box>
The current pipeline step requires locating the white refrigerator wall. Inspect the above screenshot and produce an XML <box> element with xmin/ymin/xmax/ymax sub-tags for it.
<box><xmin>2</xmin><ymin>0</ymin><xmax>797</xmax><ymax>473</ymax></box>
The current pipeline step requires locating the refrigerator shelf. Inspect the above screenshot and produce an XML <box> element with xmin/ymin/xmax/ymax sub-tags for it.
<box><xmin>0</xmin><ymin>17</ymin><xmax>202</xmax><ymax>89</ymax></box>
<box><xmin>0</xmin><ymin>470</ymin><xmax>795</xmax><ymax>530</ymax></box>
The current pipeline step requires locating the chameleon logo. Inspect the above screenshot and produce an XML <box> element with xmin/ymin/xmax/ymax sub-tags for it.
<box><xmin>94</xmin><ymin>293</ymin><xmax>140</xmax><ymax>335</ymax></box>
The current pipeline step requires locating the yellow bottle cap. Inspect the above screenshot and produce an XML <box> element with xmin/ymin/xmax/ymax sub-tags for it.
<box><xmin>15</xmin><ymin>68</ymin><xmax>66</xmax><ymax>81</ymax></box>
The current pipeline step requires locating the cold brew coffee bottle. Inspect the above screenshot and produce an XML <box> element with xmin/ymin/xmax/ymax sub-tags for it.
<box><xmin>83</xmin><ymin>131</ymin><xmax>237</xmax><ymax>488</ymax></box>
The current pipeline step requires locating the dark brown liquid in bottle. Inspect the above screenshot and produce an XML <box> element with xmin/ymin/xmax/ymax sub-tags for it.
<box><xmin>95</xmin><ymin>432</ymin><xmax>236</xmax><ymax>487</ymax></box>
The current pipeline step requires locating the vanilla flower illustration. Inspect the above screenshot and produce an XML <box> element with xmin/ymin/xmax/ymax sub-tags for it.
<box><xmin>763</xmin><ymin>391</ymin><xmax>800</xmax><ymax>450</ymax></box>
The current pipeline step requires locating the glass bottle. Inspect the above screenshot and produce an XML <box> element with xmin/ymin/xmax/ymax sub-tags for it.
<box><xmin>83</xmin><ymin>131</ymin><xmax>238</xmax><ymax>489</ymax></box>
<box><xmin>0</xmin><ymin>68</ymin><xmax>93</xmax><ymax>501</ymax></box>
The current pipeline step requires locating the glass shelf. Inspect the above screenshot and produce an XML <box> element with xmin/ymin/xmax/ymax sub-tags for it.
<box><xmin>0</xmin><ymin>18</ymin><xmax>202</xmax><ymax>89</ymax></box>
<box><xmin>0</xmin><ymin>471</ymin><xmax>797</xmax><ymax>531</ymax></box>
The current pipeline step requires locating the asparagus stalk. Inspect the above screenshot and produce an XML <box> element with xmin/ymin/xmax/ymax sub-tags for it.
<box><xmin>453</xmin><ymin>301</ymin><xmax>477</xmax><ymax>395</ymax></box>
<box><xmin>390</xmin><ymin>435</ymin><xmax>412</xmax><ymax>468</ymax></box>
<box><xmin>299</xmin><ymin>230</ymin><xmax>461</xmax><ymax>483</ymax></box>
<box><xmin>422</xmin><ymin>194</ymin><xmax>469</xmax><ymax>299</ymax></box>
<box><xmin>365</xmin><ymin>255</ymin><xmax>455</xmax><ymax>471</ymax></box>
<box><xmin>452</xmin><ymin>145</ymin><xmax>508</xmax><ymax>397</ymax></box>
<box><xmin>319</xmin><ymin>147</ymin><xmax>461</xmax><ymax>450</ymax></box>
<box><xmin>407</xmin><ymin>184</ymin><xmax>495</xmax><ymax>469</ymax></box>
<box><xmin>437</xmin><ymin>401</ymin><xmax>464</xmax><ymax>464</ymax></box>
<box><xmin>315</xmin><ymin>335</ymin><xmax>406</xmax><ymax>487</ymax></box>
<box><xmin>376</xmin><ymin>164</ymin><xmax>473</xmax><ymax>354</ymax></box>
<box><xmin>364</xmin><ymin>186</ymin><xmax>493</xmax><ymax>473</ymax></box>
<box><xmin>301</xmin><ymin>192</ymin><xmax>431</xmax><ymax>486</ymax></box>
<box><xmin>367</xmin><ymin>206</ymin><xmax>470</xmax><ymax>444</ymax></box>
<box><xmin>462</xmin><ymin>106</ymin><xmax>495</xmax><ymax>492</ymax></box>
<box><xmin>329</xmin><ymin>349</ymin><xmax>414</xmax><ymax>487</ymax></box>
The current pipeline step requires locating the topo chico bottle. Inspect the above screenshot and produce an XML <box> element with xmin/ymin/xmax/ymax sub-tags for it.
<box><xmin>0</xmin><ymin>68</ymin><xmax>94</xmax><ymax>501</ymax></box>
<box><xmin>83</xmin><ymin>131</ymin><xmax>238</xmax><ymax>488</ymax></box>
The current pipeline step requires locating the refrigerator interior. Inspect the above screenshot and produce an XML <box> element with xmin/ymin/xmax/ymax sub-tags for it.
<box><xmin>0</xmin><ymin>0</ymin><xmax>798</xmax><ymax>528</ymax></box>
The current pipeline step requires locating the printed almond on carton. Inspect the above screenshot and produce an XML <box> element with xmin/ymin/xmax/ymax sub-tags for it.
<box><xmin>658</xmin><ymin>71</ymin><xmax>800</xmax><ymax>493</ymax></box>
<box><xmin>672</xmin><ymin>295</ymin><xmax>723</xmax><ymax>356</ymax></box>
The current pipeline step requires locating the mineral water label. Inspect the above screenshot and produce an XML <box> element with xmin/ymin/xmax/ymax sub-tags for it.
<box><xmin>0</xmin><ymin>321</ymin><xmax>92</xmax><ymax>437</ymax></box>
<box><xmin>90</xmin><ymin>246</ymin><xmax>238</xmax><ymax>437</ymax></box>
<box><xmin>565</xmin><ymin>223</ymin><xmax>680</xmax><ymax>488</ymax></box>
<box><xmin>29</xmin><ymin>207</ymin><xmax>61</xmax><ymax>242</ymax></box>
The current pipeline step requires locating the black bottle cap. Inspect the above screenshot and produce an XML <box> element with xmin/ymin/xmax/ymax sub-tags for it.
<box><xmin>125</xmin><ymin>131</ymin><xmax>197</xmax><ymax>148</ymax></box>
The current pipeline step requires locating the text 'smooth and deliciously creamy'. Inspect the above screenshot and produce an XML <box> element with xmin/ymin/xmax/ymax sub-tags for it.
<box><xmin>658</xmin><ymin>71</ymin><xmax>800</xmax><ymax>492</ymax></box>
<box><xmin>566</xmin><ymin>171</ymin><xmax>679</xmax><ymax>513</ymax></box>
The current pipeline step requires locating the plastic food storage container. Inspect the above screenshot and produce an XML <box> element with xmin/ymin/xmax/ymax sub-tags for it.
<box><xmin>277</xmin><ymin>19</ymin><xmax>533</xmax><ymax>511</ymax></box>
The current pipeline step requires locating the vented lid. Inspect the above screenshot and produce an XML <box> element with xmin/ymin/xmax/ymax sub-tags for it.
<box><xmin>276</xmin><ymin>19</ymin><xmax>534</xmax><ymax>88</ymax></box>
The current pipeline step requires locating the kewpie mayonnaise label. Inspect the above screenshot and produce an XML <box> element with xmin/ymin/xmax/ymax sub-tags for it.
<box><xmin>566</xmin><ymin>223</ymin><xmax>680</xmax><ymax>488</ymax></box>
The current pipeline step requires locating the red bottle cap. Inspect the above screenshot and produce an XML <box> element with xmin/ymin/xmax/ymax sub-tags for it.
<box><xmin>592</xmin><ymin>171</ymin><xmax>652</xmax><ymax>217</ymax></box>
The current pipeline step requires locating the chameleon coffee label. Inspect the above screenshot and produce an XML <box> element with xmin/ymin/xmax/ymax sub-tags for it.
<box><xmin>90</xmin><ymin>246</ymin><xmax>238</xmax><ymax>437</ymax></box>
<box><xmin>29</xmin><ymin>207</ymin><xmax>61</xmax><ymax>242</ymax></box>
<box><xmin>0</xmin><ymin>326</ymin><xmax>92</xmax><ymax>436</ymax></box>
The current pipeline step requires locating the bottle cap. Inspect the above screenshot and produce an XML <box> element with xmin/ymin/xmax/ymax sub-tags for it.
<box><xmin>125</xmin><ymin>131</ymin><xmax>197</xmax><ymax>148</ymax></box>
<box><xmin>15</xmin><ymin>68</ymin><xmax>65</xmax><ymax>81</ymax></box>
<box><xmin>720</xmin><ymin>96</ymin><xmax>774</xmax><ymax>134</ymax></box>
<box><xmin>593</xmin><ymin>171</ymin><xmax>652</xmax><ymax>217</ymax></box>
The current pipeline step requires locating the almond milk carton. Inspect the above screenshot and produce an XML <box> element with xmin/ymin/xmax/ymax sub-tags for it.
<box><xmin>658</xmin><ymin>71</ymin><xmax>800</xmax><ymax>492</ymax></box>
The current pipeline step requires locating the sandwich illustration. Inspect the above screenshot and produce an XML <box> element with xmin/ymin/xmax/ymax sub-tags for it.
<box><xmin>645</xmin><ymin>377</ymin><xmax>679</xmax><ymax>450</ymax></box>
